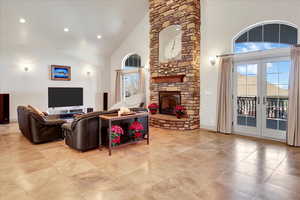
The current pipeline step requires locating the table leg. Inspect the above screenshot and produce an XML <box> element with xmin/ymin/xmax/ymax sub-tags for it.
<box><xmin>147</xmin><ymin>115</ymin><xmax>150</xmax><ymax>145</ymax></box>
<box><xmin>109</xmin><ymin>120</ymin><xmax>112</xmax><ymax>156</ymax></box>
<box><xmin>99</xmin><ymin>118</ymin><xmax>102</xmax><ymax>151</ymax></box>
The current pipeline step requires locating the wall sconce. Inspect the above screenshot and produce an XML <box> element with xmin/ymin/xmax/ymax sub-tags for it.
<box><xmin>209</xmin><ymin>56</ymin><xmax>217</xmax><ymax>66</ymax></box>
<box><xmin>86</xmin><ymin>71</ymin><xmax>91</xmax><ymax>76</ymax></box>
<box><xmin>24</xmin><ymin>67</ymin><xmax>29</xmax><ymax>72</ymax></box>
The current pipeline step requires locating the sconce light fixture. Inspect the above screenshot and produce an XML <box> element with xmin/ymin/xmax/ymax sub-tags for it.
<box><xmin>24</xmin><ymin>67</ymin><xmax>29</xmax><ymax>72</ymax></box>
<box><xmin>86</xmin><ymin>71</ymin><xmax>91</xmax><ymax>76</ymax></box>
<box><xmin>19</xmin><ymin>18</ymin><xmax>26</xmax><ymax>24</ymax></box>
<box><xmin>209</xmin><ymin>56</ymin><xmax>217</xmax><ymax>66</ymax></box>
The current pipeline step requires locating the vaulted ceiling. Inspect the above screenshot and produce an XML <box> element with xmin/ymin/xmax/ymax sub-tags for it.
<box><xmin>0</xmin><ymin>0</ymin><xmax>148</xmax><ymax>57</ymax></box>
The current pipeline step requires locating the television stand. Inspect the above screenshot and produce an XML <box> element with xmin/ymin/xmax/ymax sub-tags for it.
<box><xmin>48</xmin><ymin>108</ymin><xmax>85</xmax><ymax>120</ymax></box>
<box><xmin>59</xmin><ymin>112</ymin><xmax>84</xmax><ymax>119</ymax></box>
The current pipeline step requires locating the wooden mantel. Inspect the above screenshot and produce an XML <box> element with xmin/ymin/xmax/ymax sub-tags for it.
<box><xmin>152</xmin><ymin>75</ymin><xmax>185</xmax><ymax>84</ymax></box>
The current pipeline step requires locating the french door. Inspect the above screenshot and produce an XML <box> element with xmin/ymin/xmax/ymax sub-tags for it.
<box><xmin>233</xmin><ymin>57</ymin><xmax>290</xmax><ymax>141</ymax></box>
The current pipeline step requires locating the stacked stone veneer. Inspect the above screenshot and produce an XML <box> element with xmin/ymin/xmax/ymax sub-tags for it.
<box><xmin>149</xmin><ymin>0</ymin><xmax>200</xmax><ymax>130</ymax></box>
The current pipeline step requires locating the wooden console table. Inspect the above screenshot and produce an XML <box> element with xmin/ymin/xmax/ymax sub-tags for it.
<box><xmin>99</xmin><ymin>112</ymin><xmax>149</xmax><ymax>156</ymax></box>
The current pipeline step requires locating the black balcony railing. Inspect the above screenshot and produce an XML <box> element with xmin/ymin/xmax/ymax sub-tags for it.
<box><xmin>237</xmin><ymin>96</ymin><xmax>288</xmax><ymax>130</ymax></box>
<box><xmin>266</xmin><ymin>97</ymin><xmax>288</xmax><ymax>119</ymax></box>
<box><xmin>237</xmin><ymin>96</ymin><xmax>288</xmax><ymax>120</ymax></box>
<box><xmin>237</xmin><ymin>97</ymin><xmax>257</xmax><ymax>117</ymax></box>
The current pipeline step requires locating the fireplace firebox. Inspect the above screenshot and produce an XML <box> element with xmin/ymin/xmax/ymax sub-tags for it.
<box><xmin>159</xmin><ymin>91</ymin><xmax>181</xmax><ymax>115</ymax></box>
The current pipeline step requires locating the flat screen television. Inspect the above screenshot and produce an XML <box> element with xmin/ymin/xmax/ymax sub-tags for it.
<box><xmin>48</xmin><ymin>87</ymin><xmax>83</xmax><ymax>108</ymax></box>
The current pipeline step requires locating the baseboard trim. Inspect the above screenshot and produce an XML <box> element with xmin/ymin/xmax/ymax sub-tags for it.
<box><xmin>200</xmin><ymin>124</ymin><xmax>216</xmax><ymax>132</ymax></box>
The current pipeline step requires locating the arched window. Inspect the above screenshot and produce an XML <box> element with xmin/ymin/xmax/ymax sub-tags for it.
<box><xmin>121</xmin><ymin>54</ymin><xmax>143</xmax><ymax>100</ymax></box>
<box><xmin>124</xmin><ymin>54</ymin><xmax>142</xmax><ymax>70</ymax></box>
<box><xmin>234</xmin><ymin>23</ymin><xmax>298</xmax><ymax>53</ymax></box>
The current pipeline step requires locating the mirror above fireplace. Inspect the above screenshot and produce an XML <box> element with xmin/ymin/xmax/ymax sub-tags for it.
<box><xmin>159</xmin><ymin>91</ymin><xmax>181</xmax><ymax>115</ymax></box>
<box><xmin>159</xmin><ymin>25</ymin><xmax>182</xmax><ymax>63</ymax></box>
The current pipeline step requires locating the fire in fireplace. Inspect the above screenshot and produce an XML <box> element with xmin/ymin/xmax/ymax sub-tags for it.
<box><xmin>159</xmin><ymin>91</ymin><xmax>181</xmax><ymax>115</ymax></box>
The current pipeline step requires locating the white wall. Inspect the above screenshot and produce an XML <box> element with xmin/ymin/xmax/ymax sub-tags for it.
<box><xmin>110</xmin><ymin>0</ymin><xmax>300</xmax><ymax>130</ymax></box>
<box><xmin>110</xmin><ymin>13</ymin><xmax>150</xmax><ymax>107</ymax></box>
<box><xmin>0</xmin><ymin>2</ymin><xmax>109</xmax><ymax>121</ymax></box>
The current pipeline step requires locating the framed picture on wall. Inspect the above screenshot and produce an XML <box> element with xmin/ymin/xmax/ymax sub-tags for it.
<box><xmin>50</xmin><ymin>65</ymin><xmax>71</xmax><ymax>81</ymax></box>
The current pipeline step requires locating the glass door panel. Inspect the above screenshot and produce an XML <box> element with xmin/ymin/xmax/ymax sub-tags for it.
<box><xmin>122</xmin><ymin>73</ymin><xmax>140</xmax><ymax>100</ymax></box>
<box><xmin>234</xmin><ymin>63</ymin><xmax>260</xmax><ymax>136</ymax></box>
<box><xmin>262</xmin><ymin>60</ymin><xmax>290</xmax><ymax>140</ymax></box>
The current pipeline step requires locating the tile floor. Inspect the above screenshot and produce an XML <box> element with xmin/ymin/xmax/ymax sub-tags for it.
<box><xmin>1</xmin><ymin>123</ymin><xmax>300</xmax><ymax>200</ymax></box>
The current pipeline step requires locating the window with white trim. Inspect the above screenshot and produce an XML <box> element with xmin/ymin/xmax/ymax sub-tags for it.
<box><xmin>122</xmin><ymin>54</ymin><xmax>143</xmax><ymax>100</ymax></box>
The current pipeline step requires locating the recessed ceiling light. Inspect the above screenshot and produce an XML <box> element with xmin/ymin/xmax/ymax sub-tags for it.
<box><xmin>19</xmin><ymin>18</ymin><xmax>26</xmax><ymax>24</ymax></box>
<box><xmin>64</xmin><ymin>28</ymin><xmax>69</xmax><ymax>32</ymax></box>
<box><xmin>97</xmin><ymin>35</ymin><xmax>102</xmax><ymax>39</ymax></box>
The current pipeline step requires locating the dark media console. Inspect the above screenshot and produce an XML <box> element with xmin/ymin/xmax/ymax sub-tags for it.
<box><xmin>52</xmin><ymin>109</ymin><xmax>84</xmax><ymax>119</ymax></box>
<box><xmin>70</xmin><ymin>109</ymin><xmax>84</xmax><ymax>113</ymax></box>
<box><xmin>50</xmin><ymin>108</ymin><xmax>93</xmax><ymax>119</ymax></box>
<box><xmin>60</xmin><ymin>110</ymin><xmax>84</xmax><ymax>119</ymax></box>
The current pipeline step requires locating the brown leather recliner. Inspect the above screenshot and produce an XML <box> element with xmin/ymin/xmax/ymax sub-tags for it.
<box><xmin>17</xmin><ymin>106</ymin><xmax>65</xmax><ymax>144</ymax></box>
<box><xmin>63</xmin><ymin>108</ymin><xmax>148</xmax><ymax>152</ymax></box>
<box><xmin>63</xmin><ymin>109</ymin><xmax>118</xmax><ymax>152</ymax></box>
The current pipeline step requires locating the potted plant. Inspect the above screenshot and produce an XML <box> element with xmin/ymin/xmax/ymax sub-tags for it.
<box><xmin>175</xmin><ymin>105</ymin><xmax>185</xmax><ymax>119</ymax></box>
<box><xmin>111</xmin><ymin>125</ymin><xmax>124</xmax><ymax>147</ymax></box>
<box><xmin>148</xmin><ymin>103</ymin><xmax>159</xmax><ymax>114</ymax></box>
<box><xmin>129</xmin><ymin>121</ymin><xmax>144</xmax><ymax>141</ymax></box>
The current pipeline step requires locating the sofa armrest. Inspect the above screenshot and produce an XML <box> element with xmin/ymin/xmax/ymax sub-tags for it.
<box><xmin>44</xmin><ymin>119</ymin><xmax>66</xmax><ymax>126</ymax></box>
<box><xmin>30</xmin><ymin>111</ymin><xmax>66</xmax><ymax>126</ymax></box>
<box><xmin>42</xmin><ymin>112</ymin><xmax>49</xmax><ymax>116</ymax></box>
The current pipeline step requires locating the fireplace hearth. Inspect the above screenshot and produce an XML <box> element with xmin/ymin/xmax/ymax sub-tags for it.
<box><xmin>159</xmin><ymin>91</ymin><xmax>181</xmax><ymax>115</ymax></box>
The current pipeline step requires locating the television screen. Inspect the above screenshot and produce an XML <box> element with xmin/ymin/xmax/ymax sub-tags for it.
<box><xmin>48</xmin><ymin>87</ymin><xmax>83</xmax><ymax>108</ymax></box>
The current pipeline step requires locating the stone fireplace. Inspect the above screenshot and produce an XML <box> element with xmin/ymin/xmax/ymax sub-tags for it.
<box><xmin>159</xmin><ymin>91</ymin><xmax>181</xmax><ymax>115</ymax></box>
<box><xmin>149</xmin><ymin>0</ymin><xmax>200</xmax><ymax>130</ymax></box>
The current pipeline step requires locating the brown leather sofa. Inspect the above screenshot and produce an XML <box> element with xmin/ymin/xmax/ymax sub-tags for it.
<box><xmin>63</xmin><ymin>107</ymin><xmax>148</xmax><ymax>152</ymax></box>
<box><xmin>17</xmin><ymin>106</ymin><xmax>66</xmax><ymax>144</ymax></box>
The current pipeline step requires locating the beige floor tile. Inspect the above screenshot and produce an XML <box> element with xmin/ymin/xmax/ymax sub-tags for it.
<box><xmin>53</xmin><ymin>158</ymin><xmax>97</xmax><ymax>177</ymax></box>
<box><xmin>1</xmin><ymin>123</ymin><xmax>300</xmax><ymax>200</ymax></box>
<box><xmin>253</xmin><ymin>183</ymin><xmax>300</xmax><ymax>200</ymax></box>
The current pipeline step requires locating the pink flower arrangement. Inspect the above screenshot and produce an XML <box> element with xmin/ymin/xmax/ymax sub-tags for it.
<box><xmin>134</xmin><ymin>132</ymin><xmax>142</xmax><ymax>138</ymax></box>
<box><xmin>111</xmin><ymin>125</ymin><xmax>124</xmax><ymax>135</ymax></box>
<box><xmin>174</xmin><ymin>105</ymin><xmax>185</xmax><ymax>119</ymax></box>
<box><xmin>129</xmin><ymin>121</ymin><xmax>144</xmax><ymax>131</ymax></box>
<box><xmin>148</xmin><ymin>103</ymin><xmax>158</xmax><ymax>109</ymax></box>
<box><xmin>175</xmin><ymin>105</ymin><xmax>185</xmax><ymax>112</ymax></box>
<box><xmin>111</xmin><ymin>125</ymin><xmax>124</xmax><ymax>146</ymax></box>
<box><xmin>129</xmin><ymin>121</ymin><xmax>144</xmax><ymax>139</ymax></box>
<box><xmin>148</xmin><ymin>103</ymin><xmax>159</xmax><ymax>114</ymax></box>
<box><xmin>112</xmin><ymin>136</ymin><xmax>121</xmax><ymax>144</ymax></box>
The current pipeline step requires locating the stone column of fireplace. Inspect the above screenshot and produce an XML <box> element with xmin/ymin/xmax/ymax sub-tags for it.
<box><xmin>149</xmin><ymin>0</ymin><xmax>200</xmax><ymax>130</ymax></box>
